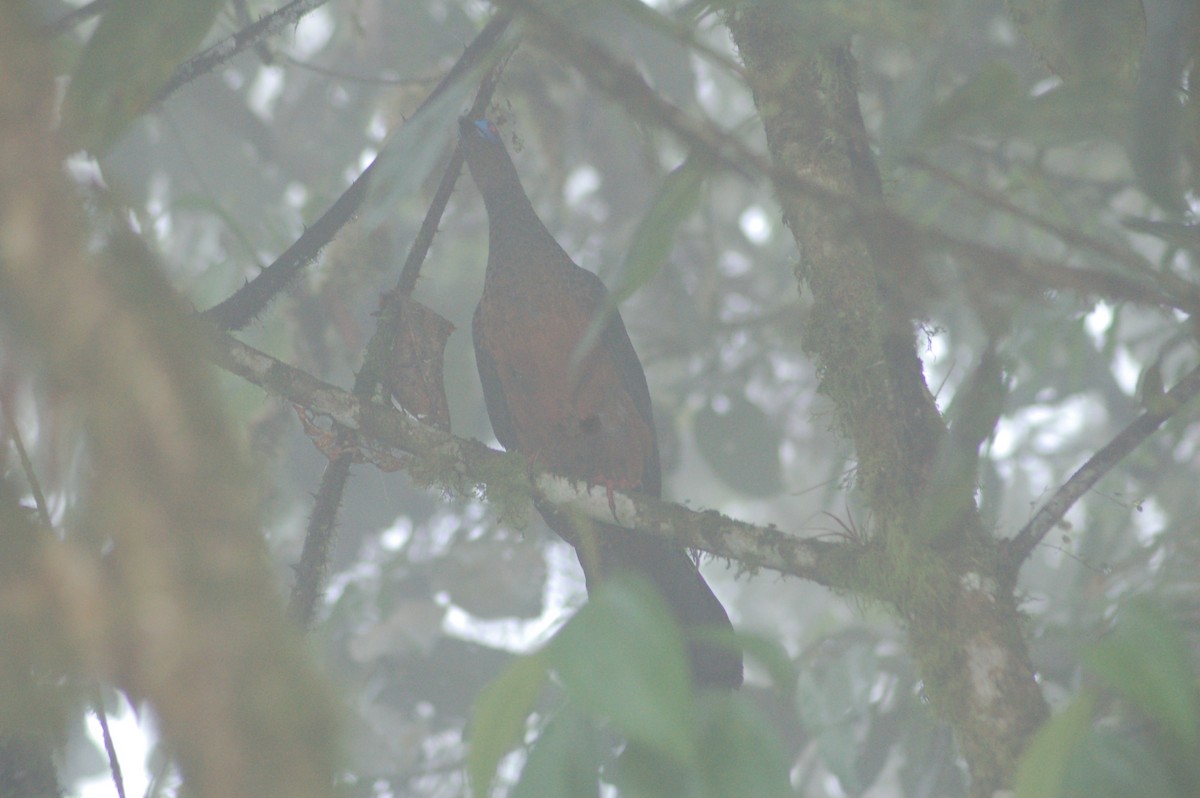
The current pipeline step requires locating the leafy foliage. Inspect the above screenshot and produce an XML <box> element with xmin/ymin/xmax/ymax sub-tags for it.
<box><xmin>468</xmin><ymin>577</ymin><xmax>790</xmax><ymax>797</ymax></box>
<box><xmin>1017</xmin><ymin>598</ymin><xmax>1200</xmax><ymax>798</ymax></box>
<box><xmin>4</xmin><ymin>0</ymin><xmax>1200</xmax><ymax>796</ymax></box>
<box><xmin>62</xmin><ymin>0</ymin><xmax>226</xmax><ymax>152</ymax></box>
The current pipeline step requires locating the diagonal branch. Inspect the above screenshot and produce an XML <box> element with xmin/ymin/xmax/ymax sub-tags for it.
<box><xmin>153</xmin><ymin>0</ymin><xmax>332</xmax><ymax>107</ymax></box>
<box><xmin>908</xmin><ymin>158</ymin><xmax>1159</xmax><ymax>279</ymax></box>
<box><xmin>204</xmin><ymin>12</ymin><xmax>513</xmax><ymax>331</ymax></box>
<box><xmin>494</xmin><ymin>0</ymin><xmax>1198</xmax><ymax>316</ymax></box>
<box><xmin>286</xmin><ymin>56</ymin><xmax>510</xmax><ymax>629</ymax></box>
<box><xmin>1005</xmin><ymin>361</ymin><xmax>1200</xmax><ymax>572</ymax></box>
<box><xmin>210</xmin><ymin>330</ymin><xmax>861</xmax><ymax>591</ymax></box>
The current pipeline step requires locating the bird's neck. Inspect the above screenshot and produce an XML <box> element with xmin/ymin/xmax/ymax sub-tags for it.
<box><xmin>483</xmin><ymin>197</ymin><xmax>563</xmax><ymax>274</ymax></box>
<box><xmin>480</xmin><ymin>186</ymin><xmax>540</xmax><ymax>230</ymax></box>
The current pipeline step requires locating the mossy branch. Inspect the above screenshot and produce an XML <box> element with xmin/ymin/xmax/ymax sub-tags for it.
<box><xmin>212</xmin><ymin>330</ymin><xmax>864</xmax><ymax>591</ymax></box>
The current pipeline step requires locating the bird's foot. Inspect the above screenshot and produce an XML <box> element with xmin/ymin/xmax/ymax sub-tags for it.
<box><xmin>594</xmin><ymin>476</ymin><xmax>636</xmax><ymax>522</ymax></box>
<box><xmin>294</xmin><ymin>406</ymin><xmax>407</xmax><ymax>471</ymax></box>
<box><xmin>525</xmin><ymin>448</ymin><xmax>546</xmax><ymax>483</ymax></box>
<box><xmin>295</xmin><ymin>406</ymin><xmax>353</xmax><ymax>460</ymax></box>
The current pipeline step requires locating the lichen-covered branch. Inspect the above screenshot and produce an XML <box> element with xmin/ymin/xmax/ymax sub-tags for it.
<box><xmin>213</xmin><ymin>332</ymin><xmax>861</xmax><ymax>590</ymax></box>
<box><xmin>722</xmin><ymin>6</ymin><xmax>1048</xmax><ymax>795</ymax></box>
<box><xmin>287</xmin><ymin>52</ymin><xmax>509</xmax><ymax>630</ymax></box>
<box><xmin>492</xmin><ymin>0</ymin><xmax>1191</xmax><ymax>317</ymax></box>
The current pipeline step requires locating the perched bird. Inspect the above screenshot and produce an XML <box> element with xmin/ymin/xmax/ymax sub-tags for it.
<box><xmin>459</xmin><ymin>116</ymin><xmax>742</xmax><ymax>689</ymax></box>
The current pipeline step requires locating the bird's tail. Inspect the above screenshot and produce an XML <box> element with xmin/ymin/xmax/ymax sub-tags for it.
<box><xmin>539</xmin><ymin>505</ymin><xmax>743</xmax><ymax>689</ymax></box>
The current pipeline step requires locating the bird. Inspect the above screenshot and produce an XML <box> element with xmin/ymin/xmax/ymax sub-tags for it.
<box><xmin>458</xmin><ymin>116</ymin><xmax>743</xmax><ymax>689</ymax></box>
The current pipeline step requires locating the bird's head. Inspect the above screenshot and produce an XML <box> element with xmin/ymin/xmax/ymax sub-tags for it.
<box><xmin>460</xmin><ymin>116</ymin><xmax>502</xmax><ymax>145</ymax></box>
<box><xmin>458</xmin><ymin>116</ymin><xmax>522</xmax><ymax>206</ymax></box>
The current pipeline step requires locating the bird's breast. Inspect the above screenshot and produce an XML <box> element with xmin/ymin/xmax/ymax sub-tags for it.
<box><xmin>475</xmin><ymin>279</ymin><xmax>654</xmax><ymax>491</ymax></box>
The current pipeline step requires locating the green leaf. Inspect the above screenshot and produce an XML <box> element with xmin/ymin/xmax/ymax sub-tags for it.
<box><xmin>916</xmin><ymin>62</ymin><xmax>1022</xmax><ymax>149</ymax></box>
<box><xmin>1014</xmin><ymin>691</ymin><xmax>1097</xmax><ymax>798</ymax></box>
<box><xmin>62</xmin><ymin>0</ymin><xmax>225</xmax><ymax>153</ymax></box>
<box><xmin>466</xmin><ymin>651</ymin><xmax>549</xmax><ymax>798</ymax></box>
<box><xmin>1128</xmin><ymin>0</ymin><xmax>1190</xmax><ymax>212</ymax></box>
<box><xmin>611</xmin><ymin>741</ymin><xmax>694</xmax><ymax>798</ymax></box>
<box><xmin>360</xmin><ymin>74</ymin><xmax>477</xmax><ymax>231</ymax></box>
<box><xmin>612</xmin><ymin>690</ymin><xmax>793</xmax><ymax>798</ymax></box>
<box><xmin>694</xmin><ymin>692</ymin><xmax>793</xmax><ymax>798</ymax></box>
<box><xmin>510</xmin><ymin>707</ymin><xmax>601</xmax><ymax>798</ymax></box>
<box><xmin>571</xmin><ymin>154</ymin><xmax>709</xmax><ymax>371</ymax></box>
<box><xmin>946</xmin><ymin>345</ymin><xmax>1007</xmax><ymax>453</ymax></box>
<box><xmin>549</xmin><ymin>575</ymin><xmax>697</xmax><ymax>765</ymax></box>
<box><xmin>1062</xmin><ymin>729</ymin><xmax>1183</xmax><ymax>798</ymax></box>
<box><xmin>1083</xmin><ymin>599</ymin><xmax>1200</xmax><ymax>757</ymax></box>
<box><xmin>795</xmin><ymin>639</ymin><xmax>880</xmax><ymax>795</ymax></box>
<box><xmin>1021</xmin><ymin>82</ymin><xmax>1130</xmax><ymax>146</ymax></box>
<box><xmin>1007</xmin><ymin>0</ymin><xmax>1144</xmax><ymax>89</ymax></box>
<box><xmin>618</xmin><ymin>154</ymin><xmax>708</xmax><ymax>292</ymax></box>
<box><xmin>729</xmin><ymin>633</ymin><xmax>795</xmax><ymax>695</ymax></box>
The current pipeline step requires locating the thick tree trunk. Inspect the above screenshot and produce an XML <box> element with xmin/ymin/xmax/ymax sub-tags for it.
<box><xmin>724</xmin><ymin>7</ymin><xmax>1049</xmax><ymax>795</ymax></box>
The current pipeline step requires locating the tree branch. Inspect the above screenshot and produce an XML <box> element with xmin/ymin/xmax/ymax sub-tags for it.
<box><xmin>908</xmin><ymin>157</ymin><xmax>1160</xmax><ymax>278</ymax></box>
<box><xmin>1005</xmin><ymin>361</ymin><xmax>1200</xmax><ymax>571</ymax></box>
<box><xmin>493</xmin><ymin>0</ymin><xmax>1196</xmax><ymax>317</ymax></box>
<box><xmin>287</xmin><ymin>56</ymin><xmax>510</xmax><ymax>629</ymax></box>
<box><xmin>153</xmin><ymin>0</ymin><xmax>332</xmax><ymax>107</ymax></box>
<box><xmin>720</xmin><ymin>10</ymin><xmax>1051</xmax><ymax>794</ymax></box>
<box><xmin>210</xmin><ymin>330</ymin><xmax>861</xmax><ymax>590</ymax></box>
<box><xmin>203</xmin><ymin>12</ymin><xmax>513</xmax><ymax>330</ymax></box>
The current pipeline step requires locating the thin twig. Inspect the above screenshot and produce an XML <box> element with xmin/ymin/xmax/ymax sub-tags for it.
<box><xmin>497</xmin><ymin>0</ymin><xmax>1198</xmax><ymax>316</ymax></box>
<box><xmin>284</xmin><ymin>31</ymin><xmax>513</xmax><ymax>630</ymax></box>
<box><xmin>204</xmin><ymin>12</ymin><xmax>513</xmax><ymax>330</ymax></box>
<box><xmin>153</xmin><ymin>0</ymin><xmax>332</xmax><ymax>107</ymax></box>
<box><xmin>908</xmin><ymin>157</ymin><xmax>1159</xmax><ymax>279</ymax></box>
<box><xmin>92</xmin><ymin>686</ymin><xmax>127</xmax><ymax>798</ymax></box>
<box><xmin>3</xmin><ymin>402</ymin><xmax>127</xmax><ymax>798</ymax></box>
<box><xmin>232</xmin><ymin>0</ymin><xmax>274</xmax><ymax>65</ymax></box>
<box><xmin>353</xmin><ymin>57</ymin><xmax>507</xmax><ymax>392</ymax></box>
<box><xmin>1</xmin><ymin>399</ymin><xmax>51</xmax><ymax>526</ymax></box>
<box><xmin>286</xmin><ymin>452</ymin><xmax>351</xmax><ymax>629</ymax></box>
<box><xmin>396</xmin><ymin>61</ymin><xmax>508</xmax><ymax>298</ymax></box>
<box><xmin>1006</xmin><ymin>361</ymin><xmax>1200</xmax><ymax>570</ymax></box>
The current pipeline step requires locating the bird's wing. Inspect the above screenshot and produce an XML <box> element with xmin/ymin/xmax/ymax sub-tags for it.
<box><xmin>472</xmin><ymin>302</ymin><xmax>520</xmax><ymax>453</ymax></box>
<box><xmin>585</xmin><ymin>278</ymin><xmax>662</xmax><ymax>492</ymax></box>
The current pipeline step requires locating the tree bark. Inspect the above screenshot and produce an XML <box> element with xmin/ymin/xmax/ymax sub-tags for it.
<box><xmin>724</xmin><ymin>7</ymin><xmax>1049</xmax><ymax>794</ymax></box>
<box><xmin>0</xmin><ymin>8</ymin><xmax>339</xmax><ymax>797</ymax></box>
